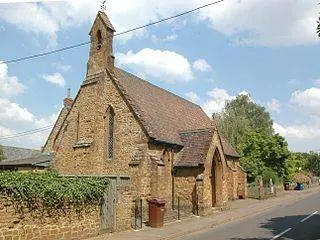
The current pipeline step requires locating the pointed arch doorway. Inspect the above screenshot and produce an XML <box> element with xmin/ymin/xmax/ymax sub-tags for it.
<box><xmin>211</xmin><ymin>149</ymin><xmax>223</xmax><ymax>207</ymax></box>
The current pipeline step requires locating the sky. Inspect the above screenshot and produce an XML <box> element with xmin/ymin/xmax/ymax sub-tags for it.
<box><xmin>0</xmin><ymin>0</ymin><xmax>319</xmax><ymax>152</ymax></box>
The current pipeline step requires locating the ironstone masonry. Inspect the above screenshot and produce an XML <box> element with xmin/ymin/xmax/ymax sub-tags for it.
<box><xmin>42</xmin><ymin>10</ymin><xmax>247</xmax><ymax>234</ymax></box>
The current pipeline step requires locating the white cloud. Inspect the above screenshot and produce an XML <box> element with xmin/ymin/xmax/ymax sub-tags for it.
<box><xmin>201</xmin><ymin>88</ymin><xmax>252</xmax><ymax>116</ymax></box>
<box><xmin>0</xmin><ymin>125</ymin><xmax>15</xmax><ymax>137</ymax></box>
<box><xmin>288</xmin><ymin>79</ymin><xmax>301</xmax><ymax>85</ymax></box>
<box><xmin>0</xmin><ymin>98</ymin><xmax>59</xmax><ymax>149</ymax></box>
<box><xmin>0</xmin><ymin>98</ymin><xmax>35</xmax><ymax>124</ymax></box>
<box><xmin>274</xmin><ymin>121</ymin><xmax>320</xmax><ymax>152</ymax></box>
<box><xmin>199</xmin><ymin>0</ymin><xmax>319</xmax><ymax>46</ymax></box>
<box><xmin>1</xmin><ymin>0</ymin><xmax>318</xmax><ymax>46</ymax></box>
<box><xmin>151</xmin><ymin>34</ymin><xmax>178</xmax><ymax>43</ymax></box>
<box><xmin>274</xmin><ymin>122</ymin><xmax>320</xmax><ymax>140</ymax></box>
<box><xmin>42</xmin><ymin>72</ymin><xmax>65</xmax><ymax>87</ymax></box>
<box><xmin>202</xmin><ymin>88</ymin><xmax>236</xmax><ymax>116</ymax></box>
<box><xmin>163</xmin><ymin>34</ymin><xmax>178</xmax><ymax>41</ymax></box>
<box><xmin>291</xmin><ymin>87</ymin><xmax>320</xmax><ymax>115</ymax></box>
<box><xmin>52</xmin><ymin>62</ymin><xmax>71</xmax><ymax>72</ymax></box>
<box><xmin>116</xmin><ymin>48</ymin><xmax>193</xmax><ymax>83</ymax></box>
<box><xmin>0</xmin><ymin>0</ymin><xmax>190</xmax><ymax>44</ymax></box>
<box><xmin>0</xmin><ymin>3</ymin><xmax>58</xmax><ymax>45</ymax></box>
<box><xmin>313</xmin><ymin>79</ymin><xmax>320</xmax><ymax>87</ymax></box>
<box><xmin>0</xmin><ymin>61</ymin><xmax>26</xmax><ymax>96</ymax></box>
<box><xmin>185</xmin><ymin>91</ymin><xmax>200</xmax><ymax>103</ymax></box>
<box><xmin>193</xmin><ymin>59</ymin><xmax>212</xmax><ymax>72</ymax></box>
<box><xmin>0</xmin><ymin>1</ymin><xmax>62</xmax><ymax>2</ymax></box>
<box><xmin>274</xmin><ymin>85</ymin><xmax>320</xmax><ymax>151</ymax></box>
<box><xmin>267</xmin><ymin>98</ymin><xmax>281</xmax><ymax>113</ymax></box>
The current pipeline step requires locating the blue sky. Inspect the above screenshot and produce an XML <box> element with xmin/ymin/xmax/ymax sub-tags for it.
<box><xmin>0</xmin><ymin>0</ymin><xmax>319</xmax><ymax>152</ymax></box>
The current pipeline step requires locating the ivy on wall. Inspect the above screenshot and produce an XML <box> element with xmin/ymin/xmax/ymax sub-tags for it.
<box><xmin>0</xmin><ymin>170</ymin><xmax>109</xmax><ymax>215</ymax></box>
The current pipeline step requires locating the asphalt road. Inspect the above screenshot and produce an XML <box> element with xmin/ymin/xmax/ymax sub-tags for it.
<box><xmin>179</xmin><ymin>191</ymin><xmax>320</xmax><ymax>240</ymax></box>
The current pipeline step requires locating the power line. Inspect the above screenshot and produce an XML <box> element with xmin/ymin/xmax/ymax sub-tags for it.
<box><xmin>0</xmin><ymin>125</ymin><xmax>53</xmax><ymax>140</ymax></box>
<box><xmin>1</xmin><ymin>0</ymin><xmax>225</xmax><ymax>65</ymax></box>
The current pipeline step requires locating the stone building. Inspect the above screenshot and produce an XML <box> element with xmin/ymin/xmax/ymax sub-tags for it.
<box><xmin>43</xmin><ymin>11</ymin><xmax>247</xmax><ymax>230</ymax></box>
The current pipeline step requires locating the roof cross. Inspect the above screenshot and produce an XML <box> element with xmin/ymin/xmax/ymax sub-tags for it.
<box><xmin>100</xmin><ymin>0</ymin><xmax>106</xmax><ymax>12</ymax></box>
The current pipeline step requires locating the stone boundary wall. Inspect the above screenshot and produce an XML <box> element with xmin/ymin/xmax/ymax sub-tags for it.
<box><xmin>115</xmin><ymin>185</ymin><xmax>135</xmax><ymax>232</ymax></box>
<box><xmin>0</xmin><ymin>198</ymin><xmax>100</xmax><ymax>240</ymax></box>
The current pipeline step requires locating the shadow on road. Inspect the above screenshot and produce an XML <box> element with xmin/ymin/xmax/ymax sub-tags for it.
<box><xmin>230</xmin><ymin>214</ymin><xmax>320</xmax><ymax>240</ymax></box>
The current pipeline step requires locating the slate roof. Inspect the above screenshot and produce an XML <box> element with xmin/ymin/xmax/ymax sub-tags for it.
<box><xmin>0</xmin><ymin>146</ymin><xmax>52</xmax><ymax>168</ymax></box>
<box><xmin>0</xmin><ymin>153</ymin><xmax>52</xmax><ymax>168</ymax></box>
<box><xmin>114</xmin><ymin>68</ymin><xmax>213</xmax><ymax>145</ymax></box>
<box><xmin>2</xmin><ymin>146</ymin><xmax>40</xmax><ymax>161</ymax></box>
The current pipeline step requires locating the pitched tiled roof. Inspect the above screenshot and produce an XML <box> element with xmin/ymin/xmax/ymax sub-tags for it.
<box><xmin>220</xmin><ymin>137</ymin><xmax>241</xmax><ymax>158</ymax></box>
<box><xmin>2</xmin><ymin>146</ymin><xmax>40</xmax><ymax>161</ymax></box>
<box><xmin>175</xmin><ymin>129</ymin><xmax>213</xmax><ymax>167</ymax></box>
<box><xmin>114</xmin><ymin>68</ymin><xmax>213</xmax><ymax>145</ymax></box>
<box><xmin>174</xmin><ymin>131</ymin><xmax>240</xmax><ymax>167</ymax></box>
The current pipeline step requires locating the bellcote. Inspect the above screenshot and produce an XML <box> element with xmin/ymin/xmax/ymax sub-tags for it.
<box><xmin>87</xmin><ymin>11</ymin><xmax>115</xmax><ymax>75</ymax></box>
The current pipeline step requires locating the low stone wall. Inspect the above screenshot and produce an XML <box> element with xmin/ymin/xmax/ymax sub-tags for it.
<box><xmin>0</xmin><ymin>198</ymin><xmax>100</xmax><ymax>240</ymax></box>
<box><xmin>116</xmin><ymin>185</ymin><xmax>135</xmax><ymax>232</ymax></box>
<box><xmin>248</xmin><ymin>184</ymin><xmax>284</xmax><ymax>199</ymax></box>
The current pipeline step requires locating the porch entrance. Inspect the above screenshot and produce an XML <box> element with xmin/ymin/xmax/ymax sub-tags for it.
<box><xmin>211</xmin><ymin>149</ymin><xmax>223</xmax><ymax>207</ymax></box>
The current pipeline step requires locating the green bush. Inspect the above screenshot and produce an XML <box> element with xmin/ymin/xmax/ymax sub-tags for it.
<box><xmin>0</xmin><ymin>170</ymin><xmax>109</xmax><ymax>214</ymax></box>
<box><xmin>262</xmin><ymin>168</ymin><xmax>280</xmax><ymax>185</ymax></box>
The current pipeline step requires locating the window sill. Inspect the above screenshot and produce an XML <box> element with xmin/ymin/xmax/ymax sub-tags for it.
<box><xmin>73</xmin><ymin>140</ymin><xmax>92</xmax><ymax>149</ymax></box>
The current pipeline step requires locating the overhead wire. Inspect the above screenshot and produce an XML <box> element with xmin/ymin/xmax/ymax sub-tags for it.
<box><xmin>1</xmin><ymin>0</ymin><xmax>225</xmax><ymax>65</ymax></box>
<box><xmin>0</xmin><ymin>125</ymin><xmax>54</xmax><ymax>140</ymax></box>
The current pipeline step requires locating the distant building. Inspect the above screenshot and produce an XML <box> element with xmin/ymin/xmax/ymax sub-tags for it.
<box><xmin>0</xmin><ymin>146</ymin><xmax>52</xmax><ymax>171</ymax></box>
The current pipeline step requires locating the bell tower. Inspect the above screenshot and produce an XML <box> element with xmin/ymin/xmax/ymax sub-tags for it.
<box><xmin>87</xmin><ymin>11</ymin><xmax>115</xmax><ymax>75</ymax></box>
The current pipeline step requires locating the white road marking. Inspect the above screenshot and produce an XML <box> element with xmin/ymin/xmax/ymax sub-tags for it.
<box><xmin>270</xmin><ymin>228</ymin><xmax>292</xmax><ymax>240</ymax></box>
<box><xmin>270</xmin><ymin>210</ymin><xmax>318</xmax><ymax>239</ymax></box>
<box><xmin>300</xmin><ymin>211</ymin><xmax>318</xmax><ymax>223</ymax></box>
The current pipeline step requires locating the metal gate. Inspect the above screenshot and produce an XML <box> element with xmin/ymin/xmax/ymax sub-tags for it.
<box><xmin>134</xmin><ymin>196</ymin><xmax>143</xmax><ymax>230</ymax></box>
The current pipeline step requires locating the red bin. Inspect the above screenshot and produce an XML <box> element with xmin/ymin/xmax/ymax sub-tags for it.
<box><xmin>147</xmin><ymin>198</ymin><xmax>166</xmax><ymax>228</ymax></box>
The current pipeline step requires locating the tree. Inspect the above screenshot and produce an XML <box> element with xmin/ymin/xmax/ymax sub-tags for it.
<box><xmin>216</xmin><ymin>94</ymin><xmax>274</xmax><ymax>152</ymax></box>
<box><xmin>240</xmin><ymin>132</ymin><xmax>290</xmax><ymax>182</ymax></box>
<box><xmin>0</xmin><ymin>145</ymin><xmax>5</xmax><ymax>161</ymax></box>
<box><xmin>284</xmin><ymin>153</ymin><xmax>303</xmax><ymax>182</ymax></box>
<box><xmin>305</xmin><ymin>151</ymin><xmax>320</xmax><ymax>176</ymax></box>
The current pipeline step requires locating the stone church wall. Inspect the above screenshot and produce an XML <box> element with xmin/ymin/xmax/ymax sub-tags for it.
<box><xmin>173</xmin><ymin>168</ymin><xmax>199</xmax><ymax>213</ymax></box>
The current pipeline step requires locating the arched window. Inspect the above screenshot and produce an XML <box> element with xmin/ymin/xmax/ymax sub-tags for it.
<box><xmin>97</xmin><ymin>30</ymin><xmax>102</xmax><ymax>50</ymax></box>
<box><xmin>106</xmin><ymin>106</ymin><xmax>115</xmax><ymax>159</ymax></box>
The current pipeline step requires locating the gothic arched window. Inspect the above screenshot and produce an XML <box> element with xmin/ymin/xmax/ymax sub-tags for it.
<box><xmin>97</xmin><ymin>30</ymin><xmax>102</xmax><ymax>50</ymax></box>
<box><xmin>106</xmin><ymin>106</ymin><xmax>115</xmax><ymax>159</ymax></box>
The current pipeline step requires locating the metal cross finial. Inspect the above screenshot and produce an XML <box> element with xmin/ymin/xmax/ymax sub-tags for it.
<box><xmin>100</xmin><ymin>0</ymin><xmax>106</xmax><ymax>12</ymax></box>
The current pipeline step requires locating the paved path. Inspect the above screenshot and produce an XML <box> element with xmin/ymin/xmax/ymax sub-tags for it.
<box><xmin>89</xmin><ymin>186</ymin><xmax>320</xmax><ymax>240</ymax></box>
<box><xmin>179</xmin><ymin>189</ymin><xmax>320</xmax><ymax>240</ymax></box>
